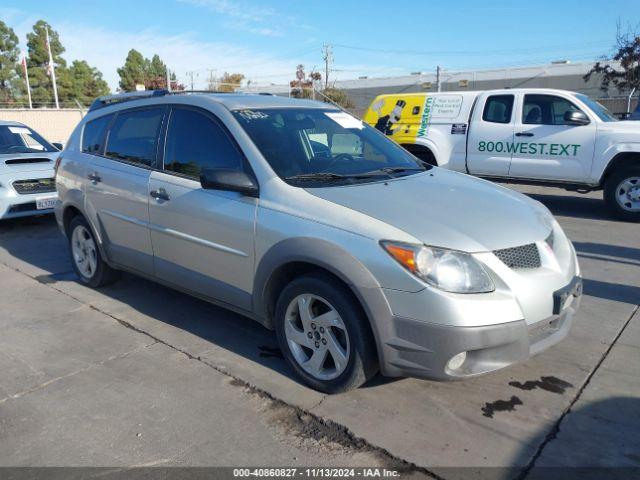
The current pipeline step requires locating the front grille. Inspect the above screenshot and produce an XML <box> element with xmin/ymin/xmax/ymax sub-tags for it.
<box><xmin>494</xmin><ymin>243</ymin><xmax>541</xmax><ymax>269</ymax></box>
<box><xmin>8</xmin><ymin>202</ymin><xmax>37</xmax><ymax>213</ymax></box>
<box><xmin>12</xmin><ymin>178</ymin><xmax>56</xmax><ymax>195</ymax></box>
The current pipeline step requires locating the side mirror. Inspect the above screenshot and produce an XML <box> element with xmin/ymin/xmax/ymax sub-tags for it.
<box><xmin>564</xmin><ymin>110</ymin><xmax>590</xmax><ymax>126</ymax></box>
<box><xmin>52</xmin><ymin>142</ymin><xmax>64</xmax><ymax>150</ymax></box>
<box><xmin>200</xmin><ymin>168</ymin><xmax>259</xmax><ymax>197</ymax></box>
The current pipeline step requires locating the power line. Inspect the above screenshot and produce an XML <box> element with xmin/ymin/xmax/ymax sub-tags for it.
<box><xmin>332</xmin><ymin>40</ymin><xmax>613</xmax><ymax>57</ymax></box>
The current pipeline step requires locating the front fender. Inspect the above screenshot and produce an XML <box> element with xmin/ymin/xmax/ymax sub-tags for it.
<box><xmin>252</xmin><ymin>237</ymin><xmax>393</xmax><ymax>366</ymax></box>
<box><xmin>595</xmin><ymin>142</ymin><xmax>640</xmax><ymax>182</ymax></box>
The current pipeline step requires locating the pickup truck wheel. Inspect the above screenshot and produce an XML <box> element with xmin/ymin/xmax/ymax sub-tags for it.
<box><xmin>68</xmin><ymin>216</ymin><xmax>119</xmax><ymax>287</ymax></box>
<box><xmin>604</xmin><ymin>165</ymin><xmax>640</xmax><ymax>222</ymax></box>
<box><xmin>274</xmin><ymin>273</ymin><xmax>378</xmax><ymax>393</ymax></box>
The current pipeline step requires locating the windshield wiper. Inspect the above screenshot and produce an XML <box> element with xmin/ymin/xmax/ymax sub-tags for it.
<box><xmin>285</xmin><ymin>172</ymin><xmax>352</xmax><ymax>182</ymax></box>
<box><xmin>360</xmin><ymin>166</ymin><xmax>427</xmax><ymax>177</ymax></box>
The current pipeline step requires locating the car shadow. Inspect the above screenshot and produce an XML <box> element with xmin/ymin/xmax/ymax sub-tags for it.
<box><xmin>0</xmin><ymin>215</ymin><xmax>388</xmax><ymax>390</ymax></box>
<box><xmin>524</xmin><ymin>193</ymin><xmax>611</xmax><ymax>221</ymax></box>
<box><xmin>573</xmin><ymin>241</ymin><xmax>640</xmax><ymax>267</ymax></box>
<box><xmin>510</xmin><ymin>397</ymin><xmax>640</xmax><ymax>479</ymax></box>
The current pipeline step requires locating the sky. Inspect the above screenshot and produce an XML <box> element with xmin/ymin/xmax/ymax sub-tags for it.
<box><xmin>0</xmin><ymin>0</ymin><xmax>638</xmax><ymax>92</ymax></box>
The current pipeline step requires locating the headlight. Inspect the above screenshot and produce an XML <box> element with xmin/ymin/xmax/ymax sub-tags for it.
<box><xmin>381</xmin><ymin>241</ymin><xmax>495</xmax><ymax>293</ymax></box>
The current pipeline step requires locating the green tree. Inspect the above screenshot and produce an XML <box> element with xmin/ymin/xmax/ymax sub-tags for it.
<box><xmin>64</xmin><ymin>60</ymin><xmax>110</xmax><ymax>105</ymax></box>
<box><xmin>26</xmin><ymin>20</ymin><xmax>66</xmax><ymax>105</ymax></box>
<box><xmin>117</xmin><ymin>49</ymin><xmax>147</xmax><ymax>92</ymax></box>
<box><xmin>0</xmin><ymin>20</ymin><xmax>22</xmax><ymax>104</ymax></box>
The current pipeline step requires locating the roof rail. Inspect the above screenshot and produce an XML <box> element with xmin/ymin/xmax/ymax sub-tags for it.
<box><xmin>88</xmin><ymin>90</ymin><xmax>169</xmax><ymax>112</ymax></box>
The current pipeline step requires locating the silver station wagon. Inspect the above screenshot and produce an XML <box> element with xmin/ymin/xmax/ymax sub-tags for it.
<box><xmin>55</xmin><ymin>91</ymin><xmax>582</xmax><ymax>393</ymax></box>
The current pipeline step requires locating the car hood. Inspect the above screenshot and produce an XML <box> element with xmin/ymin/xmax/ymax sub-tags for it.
<box><xmin>0</xmin><ymin>152</ymin><xmax>58</xmax><ymax>174</ymax></box>
<box><xmin>305</xmin><ymin>169</ymin><xmax>553</xmax><ymax>253</ymax></box>
<box><xmin>604</xmin><ymin>120</ymin><xmax>640</xmax><ymax>131</ymax></box>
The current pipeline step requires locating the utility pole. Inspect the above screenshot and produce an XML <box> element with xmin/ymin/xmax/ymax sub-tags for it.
<box><xmin>207</xmin><ymin>69</ymin><xmax>217</xmax><ymax>91</ymax></box>
<box><xmin>166</xmin><ymin>66</ymin><xmax>171</xmax><ymax>92</ymax></box>
<box><xmin>186</xmin><ymin>71</ymin><xmax>197</xmax><ymax>91</ymax></box>
<box><xmin>436</xmin><ymin>65</ymin><xmax>441</xmax><ymax>92</ymax></box>
<box><xmin>322</xmin><ymin>44</ymin><xmax>333</xmax><ymax>90</ymax></box>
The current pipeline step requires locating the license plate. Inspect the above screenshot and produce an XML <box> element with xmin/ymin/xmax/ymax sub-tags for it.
<box><xmin>36</xmin><ymin>196</ymin><xmax>57</xmax><ymax>210</ymax></box>
<box><xmin>552</xmin><ymin>277</ymin><xmax>582</xmax><ymax>315</ymax></box>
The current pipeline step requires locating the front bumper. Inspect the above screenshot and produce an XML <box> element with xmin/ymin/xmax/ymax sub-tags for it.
<box><xmin>376</xmin><ymin>277</ymin><xmax>582</xmax><ymax>380</ymax></box>
<box><xmin>0</xmin><ymin>174</ymin><xmax>57</xmax><ymax>220</ymax></box>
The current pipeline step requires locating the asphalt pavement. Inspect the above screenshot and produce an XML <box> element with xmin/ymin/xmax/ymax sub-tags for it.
<box><xmin>0</xmin><ymin>184</ymin><xmax>638</xmax><ymax>479</ymax></box>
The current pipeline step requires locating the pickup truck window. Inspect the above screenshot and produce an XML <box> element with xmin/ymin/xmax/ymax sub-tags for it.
<box><xmin>482</xmin><ymin>95</ymin><xmax>514</xmax><ymax>124</ymax></box>
<box><xmin>574</xmin><ymin>93</ymin><xmax>618</xmax><ymax>122</ymax></box>
<box><xmin>523</xmin><ymin>95</ymin><xmax>582</xmax><ymax>126</ymax></box>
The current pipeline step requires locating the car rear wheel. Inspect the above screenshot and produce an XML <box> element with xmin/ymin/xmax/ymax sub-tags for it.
<box><xmin>274</xmin><ymin>273</ymin><xmax>378</xmax><ymax>393</ymax></box>
<box><xmin>68</xmin><ymin>216</ymin><xmax>119</xmax><ymax>287</ymax></box>
<box><xmin>604</xmin><ymin>165</ymin><xmax>640</xmax><ymax>222</ymax></box>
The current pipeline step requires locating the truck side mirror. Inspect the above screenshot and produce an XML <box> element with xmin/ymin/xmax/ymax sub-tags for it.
<box><xmin>200</xmin><ymin>168</ymin><xmax>259</xmax><ymax>197</ymax></box>
<box><xmin>564</xmin><ymin>110</ymin><xmax>590</xmax><ymax>126</ymax></box>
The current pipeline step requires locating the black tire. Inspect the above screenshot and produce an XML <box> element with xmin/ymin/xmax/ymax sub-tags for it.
<box><xmin>67</xmin><ymin>215</ymin><xmax>119</xmax><ymax>288</ymax></box>
<box><xmin>604</xmin><ymin>165</ymin><xmax>640</xmax><ymax>222</ymax></box>
<box><xmin>274</xmin><ymin>272</ymin><xmax>378</xmax><ymax>394</ymax></box>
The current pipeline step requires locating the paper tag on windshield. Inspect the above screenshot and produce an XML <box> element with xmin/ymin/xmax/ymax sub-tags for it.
<box><xmin>325</xmin><ymin>112</ymin><xmax>363</xmax><ymax>130</ymax></box>
<box><xmin>9</xmin><ymin>126</ymin><xmax>31</xmax><ymax>135</ymax></box>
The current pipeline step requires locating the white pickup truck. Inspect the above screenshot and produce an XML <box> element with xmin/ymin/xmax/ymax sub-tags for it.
<box><xmin>364</xmin><ymin>88</ymin><xmax>640</xmax><ymax>221</ymax></box>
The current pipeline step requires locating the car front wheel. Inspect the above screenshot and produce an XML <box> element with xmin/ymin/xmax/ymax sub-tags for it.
<box><xmin>274</xmin><ymin>273</ymin><xmax>378</xmax><ymax>393</ymax></box>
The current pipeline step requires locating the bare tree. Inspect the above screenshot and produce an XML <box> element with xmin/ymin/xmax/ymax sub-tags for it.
<box><xmin>584</xmin><ymin>21</ymin><xmax>640</xmax><ymax>96</ymax></box>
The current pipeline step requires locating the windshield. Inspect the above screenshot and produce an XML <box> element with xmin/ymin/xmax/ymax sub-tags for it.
<box><xmin>0</xmin><ymin>125</ymin><xmax>57</xmax><ymax>154</ymax></box>
<box><xmin>232</xmin><ymin>108</ymin><xmax>426</xmax><ymax>186</ymax></box>
<box><xmin>575</xmin><ymin>94</ymin><xmax>618</xmax><ymax>122</ymax></box>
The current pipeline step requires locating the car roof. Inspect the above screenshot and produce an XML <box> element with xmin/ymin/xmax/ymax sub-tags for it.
<box><xmin>0</xmin><ymin>120</ymin><xmax>26</xmax><ymax>127</ymax></box>
<box><xmin>88</xmin><ymin>91</ymin><xmax>339</xmax><ymax>115</ymax></box>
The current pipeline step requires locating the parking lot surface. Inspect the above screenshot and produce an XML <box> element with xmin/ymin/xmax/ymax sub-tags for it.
<box><xmin>0</xmin><ymin>184</ymin><xmax>638</xmax><ymax>478</ymax></box>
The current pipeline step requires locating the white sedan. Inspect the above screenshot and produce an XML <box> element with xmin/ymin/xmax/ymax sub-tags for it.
<box><xmin>0</xmin><ymin>121</ymin><xmax>60</xmax><ymax>220</ymax></box>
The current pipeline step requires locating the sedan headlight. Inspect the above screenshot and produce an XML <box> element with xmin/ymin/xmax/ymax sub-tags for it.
<box><xmin>381</xmin><ymin>241</ymin><xmax>495</xmax><ymax>293</ymax></box>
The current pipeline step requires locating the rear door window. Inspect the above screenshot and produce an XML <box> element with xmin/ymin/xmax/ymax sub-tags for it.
<box><xmin>482</xmin><ymin>95</ymin><xmax>514</xmax><ymax>124</ymax></box>
<box><xmin>105</xmin><ymin>108</ymin><xmax>164</xmax><ymax>166</ymax></box>
<box><xmin>82</xmin><ymin>114</ymin><xmax>113</xmax><ymax>154</ymax></box>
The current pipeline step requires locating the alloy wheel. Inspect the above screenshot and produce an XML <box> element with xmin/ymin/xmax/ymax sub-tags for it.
<box><xmin>71</xmin><ymin>225</ymin><xmax>98</xmax><ymax>279</ymax></box>
<box><xmin>283</xmin><ymin>293</ymin><xmax>351</xmax><ymax>381</ymax></box>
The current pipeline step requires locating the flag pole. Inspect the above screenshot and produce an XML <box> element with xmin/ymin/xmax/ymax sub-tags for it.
<box><xmin>45</xmin><ymin>26</ymin><xmax>60</xmax><ymax>109</ymax></box>
<box><xmin>22</xmin><ymin>57</ymin><xmax>33</xmax><ymax>109</ymax></box>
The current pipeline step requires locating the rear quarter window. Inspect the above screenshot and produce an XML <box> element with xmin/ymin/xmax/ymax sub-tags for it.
<box><xmin>482</xmin><ymin>95</ymin><xmax>514</xmax><ymax>124</ymax></box>
<box><xmin>82</xmin><ymin>114</ymin><xmax>113</xmax><ymax>154</ymax></box>
<box><xmin>105</xmin><ymin>108</ymin><xmax>164</xmax><ymax>166</ymax></box>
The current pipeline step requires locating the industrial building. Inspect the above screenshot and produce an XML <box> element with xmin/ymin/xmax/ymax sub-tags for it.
<box><xmin>246</xmin><ymin>61</ymin><xmax>638</xmax><ymax>117</ymax></box>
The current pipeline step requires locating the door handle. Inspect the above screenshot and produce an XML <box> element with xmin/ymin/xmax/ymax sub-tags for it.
<box><xmin>150</xmin><ymin>188</ymin><xmax>170</xmax><ymax>201</ymax></box>
<box><xmin>515</xmin><ymin>132</ymin><xmax>535</xmax><ymax>137</ymax></box>
<box><xmin>87</xmin><ymin>172</ymin><xmax>101</xmax><ymax>183</ymax></box>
